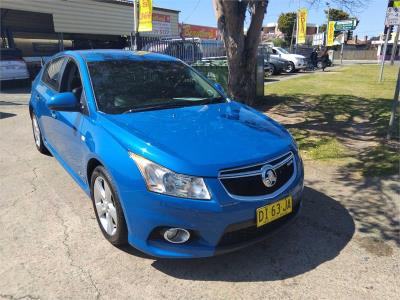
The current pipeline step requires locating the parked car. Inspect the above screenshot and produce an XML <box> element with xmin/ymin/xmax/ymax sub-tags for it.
<box><xmin>29</xmin><ymin>50</ymin><xmax>304</xmax><ymax>258</ymax></box>
<box><xmin>270</xmin><ymin>47</ymin><xmax>307</xmax><ymax>73</ymax></box>
<box><xmin>264</xmin><ymin>56</ymin><xmax>291</xmax><ymax>76</ymax></box>
<box><xmin>0</xmin><ymin>48</ymin><xmax>30</xmax><ymax>82</ymax></box>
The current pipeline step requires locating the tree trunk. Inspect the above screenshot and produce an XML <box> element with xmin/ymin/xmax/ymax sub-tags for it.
<box><xmin>213</xmin><ymin>0</ymin><xmax>268</xmax><ymax>105</ymax></box>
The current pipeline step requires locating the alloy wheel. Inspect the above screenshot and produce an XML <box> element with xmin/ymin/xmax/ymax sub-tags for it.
<box><xmin>267</xmin><ymin>65</ymin><xmax>275</xmax><ymax>76</ymax></box>
<box><xmin>93</xmin><ymin>176</ymin><xmax>118</xmax><ymax>236</ymax></box>
<box><xmin>286</xmin><ymin>62</ymin><xmax>295</xmax><ymax>73</ymax></box>
<box><xmin>32</xmin><ymin>116</ymin><xmax>41</xmax><ymax>147</ymax></box>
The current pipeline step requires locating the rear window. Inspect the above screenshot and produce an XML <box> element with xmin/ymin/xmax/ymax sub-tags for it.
<box><xmin>0</xmin><ymin>48</ymin><xmax>23</xmax><ymax>61</ymax></box>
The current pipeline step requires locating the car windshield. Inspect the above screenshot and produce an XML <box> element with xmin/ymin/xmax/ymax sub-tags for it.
<box><xmin>87</xmin><ymin>60</ymin><xmax>225</xmax><ymax>114</ymax></box>
<box><xmin>275</xmin><ymin>47</ymin><xmax>289</xmax><ymax>54</ymax></box>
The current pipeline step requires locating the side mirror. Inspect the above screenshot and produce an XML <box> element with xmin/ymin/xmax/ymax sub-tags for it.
<box><xmin>279</xmin><ymin>54</ymin><xmax>282</xmax><ymax>58</ymax></box>
<box><xmin>47</xmin><ymin>92</ymin><xmax>80</xmax><ymax>111</ymax></box>
<box><xmin>214</xmin><ymin>82</ymin><xmax>226</xmax><ymax>95</ymax></box>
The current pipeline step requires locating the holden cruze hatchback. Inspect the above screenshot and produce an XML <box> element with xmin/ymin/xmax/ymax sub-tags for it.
<box><xmin>29</xmin><ymin>50</ymin><xmax>304</xmax><ymax>258</ymax></box>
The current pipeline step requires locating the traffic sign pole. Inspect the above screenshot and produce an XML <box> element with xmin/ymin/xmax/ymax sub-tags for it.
<box><xmin>379</xmin><ymin>30</ymin><xmax>391</xmax><ymax>82</ymax></box>
<box><xmin>390</xmin><ymin>25</ymin><xmax>400</xmax><ymax>65</ymax></box>
<box><xmin>387</xmin><ymin>66</ymin><xmax>400</xmax><ymax>139</ymax></box>
<box><xmin>340</xmin><ymin>33</ymin><xmax>345</xmax><ymax>64</ymax></box>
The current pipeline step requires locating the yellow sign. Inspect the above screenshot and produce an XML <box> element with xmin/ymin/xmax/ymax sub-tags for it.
<box><xmin>394</xmin><ymin>1</ymin><xmax>400</xmax><ymax>8</ymax></box>
<box><xmin>326</xmin><ymin>21</ymin><xmax>335</xmax><ymax>46</ymax></box>
<box><xmin>297</xmin><ymin>8</ymin><xmax>308</xmax><ymax>44</ymax></box>
<box><xmin>138</xmin><ymin>0</ymin><xmax>152</xmax><ymax>32</ymax></box>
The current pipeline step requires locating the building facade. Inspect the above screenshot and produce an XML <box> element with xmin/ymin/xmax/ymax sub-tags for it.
<box><xmin>0</xmin><ymin>0</ymin><xmax>180</xmax><ymax>56</ymax></box>
<box><xmin>262</xmin><ymin>22</ymin><xmax>318</xmax><ymax>41</ymax></box>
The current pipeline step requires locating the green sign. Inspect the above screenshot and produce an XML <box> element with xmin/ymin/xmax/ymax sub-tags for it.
<box><xmin>334</xmin><ymin>19</ymin><xmax>358</xmax><ymax>31</ymax></box>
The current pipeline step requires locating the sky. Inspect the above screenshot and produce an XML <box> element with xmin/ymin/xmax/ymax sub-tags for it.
<box><xmin>153</xmin><ymin>0</ymin><xmax>388</xmax><ymax>38</ymax></box>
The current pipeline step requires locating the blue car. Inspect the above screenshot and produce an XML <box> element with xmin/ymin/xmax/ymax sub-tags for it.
<box><xmin>29</xmin><ymin>50</ymin><xmax>304</xmax><ymax>258</ymax></box>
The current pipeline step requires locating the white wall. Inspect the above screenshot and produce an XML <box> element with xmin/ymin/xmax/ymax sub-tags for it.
<box><xmin>0</xmin><ymin>0</ymin><xmax>179</xmax><ymax>36</ymax></box>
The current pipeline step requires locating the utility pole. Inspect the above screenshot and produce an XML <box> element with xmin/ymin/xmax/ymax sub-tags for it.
<box><xmin>132</xmin><ymin>0</ymin><xmax>138</xmax><ymax>50</ymax></box>
<box><xmin>290</xmin><ymin>15</ymin><xmax>297</xmax><ymax>53</ymax></box>
<box><xmin>293</xmin><ymin>0</ymin><xmax>301</xmax><ymax>54</ymax></box>
<box><xmin>380</xmin><ymin>27</ymin><xmax>392</xmax><ymax>82</ymax></box>
<box><xmin>390</xmin><ymin>25</ymin><xmax>400</xmax><ymax>65</ymax></box>
<box><xmin>325</xmin><ymin>2</ymin><xmax>330</xmax><ymax>47</ymax></box>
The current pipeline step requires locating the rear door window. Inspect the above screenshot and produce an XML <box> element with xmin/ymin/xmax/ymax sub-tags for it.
<box><xmin>42</xmin><ymin>57</ymin><xmax>66</xmax><ymax>91</ymax></box>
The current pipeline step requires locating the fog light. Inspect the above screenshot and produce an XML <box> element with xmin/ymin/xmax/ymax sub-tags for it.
<box><xmin>163</xmin><ymin>228</ymin><xmax>190</xmax><ymax>244</ymax></box>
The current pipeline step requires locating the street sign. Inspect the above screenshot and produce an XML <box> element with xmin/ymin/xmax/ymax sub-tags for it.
<box><xmin>312</xmin><ymin>33</ymin><xmax>325</xmax><ymax>46</ymax></box>
<box><xmin>386</xmin><ymin>7</ymin><xmax>400</xmax><ymax>26</ymax></box>
<box><xmin>334</xmin><ymin>19</ymin><xmax>358</xmax><ymax>31</ymax></box>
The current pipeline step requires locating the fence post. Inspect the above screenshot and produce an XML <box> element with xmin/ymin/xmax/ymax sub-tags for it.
<box><xmin>256</xmin><ymin>55</ymin><xmax>264</xmax><ymax>97</ymax></box>
<box><xmin>192</xmin><ymin>38</ymin><xmax>195</xmax><ymax>64</ymax></box>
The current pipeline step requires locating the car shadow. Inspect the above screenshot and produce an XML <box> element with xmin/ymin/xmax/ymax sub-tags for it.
<box><xmin>150</xmin><ymin>187</ymin><xmax>355</xmax><ymax>281</ymax></box>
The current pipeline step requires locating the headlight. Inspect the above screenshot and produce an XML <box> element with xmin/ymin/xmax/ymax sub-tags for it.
<box><xmin>129</xmin><ymin>152</ymin><xmax>211</xmax><ymax>200</ymax></box>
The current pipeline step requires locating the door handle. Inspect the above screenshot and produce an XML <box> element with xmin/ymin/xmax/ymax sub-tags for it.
<box><xmin>51</xmin><ymin>111</ymin><xmax>57</xmax><ymax>119</ymax></box>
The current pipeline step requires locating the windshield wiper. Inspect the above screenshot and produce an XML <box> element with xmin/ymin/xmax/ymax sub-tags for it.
<box><xmin>122</xmin><ymin>97</ymin><xmax>226</xmax><ymax>114</ymax></box>
<box><xmin>122</xmin><ymin>102</ymin><xmax>195</xmax><ymax>114</ymax></box>
<box><xmin>197</xmin><ymin>96</ymin><xmax>225</xmax><ymax>104</ymax></box>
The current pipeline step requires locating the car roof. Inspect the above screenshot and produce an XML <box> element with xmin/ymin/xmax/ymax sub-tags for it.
<box><xmin>60</xmin><ymin>49</ymin><xmax>179</xmax><ymax>63</ymax></box>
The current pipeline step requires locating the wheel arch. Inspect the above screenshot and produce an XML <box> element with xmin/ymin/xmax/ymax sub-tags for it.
<box><xmin>87</xmin><ymin>157</ymin><xmax>104</xmax><ymax>185</ymax></box>
<box><xmin>29</xmin><ymin>104</ymin><xmax>34</xmax><ymax>117</ymax></box>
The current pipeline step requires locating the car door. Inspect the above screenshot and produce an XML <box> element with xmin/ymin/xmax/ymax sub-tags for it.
<box><xmin>49</xmin><ymin>58</ymin><xmax>89</xmax><ymax>178</ymax></box>
<box><xmin>35</xmin><ymin>56</ymin><xmax>67</xmax><ymax>149</ymax></box>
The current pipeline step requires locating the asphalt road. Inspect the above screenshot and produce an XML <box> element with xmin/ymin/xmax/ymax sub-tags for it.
<box><xmin>1</xmin><ymin>87</ymin><xmax>399</xmax><ymax>300</ymax></box>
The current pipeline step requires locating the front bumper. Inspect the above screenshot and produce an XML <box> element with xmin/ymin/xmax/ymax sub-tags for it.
<box><xmin>120</xmin><ymin>155</ymin><xmax>304</xmax><ymax>258</ymax></box>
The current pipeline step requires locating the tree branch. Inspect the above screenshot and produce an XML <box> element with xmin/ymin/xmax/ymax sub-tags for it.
<box><xmin>245</xmin><ymin>0</ymin><xmax>268</xmax><ymax>58</ymax></box>
<box><xmin>306</xmin><ymin>0</ymin><xmax>366</xmax><ymax>14</ymax></box>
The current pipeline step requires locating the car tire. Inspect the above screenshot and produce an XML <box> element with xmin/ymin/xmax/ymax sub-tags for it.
<box><xmin>267</xmin><ymin>65</ymin><xmax>276</xmax><ymax>76</ymax></box>
<box><xmin>31</xmin><ymin>113</ymin><xmax>50</xmax><ymax>154</ymax></box>
<box><xmin>317</xmin><ymin>61</ymin><xmax>323</xmax><ymax>69</ymax></box>
<box><xmin>90</xmin><ymin>166</ymin><xmax>128</xmax><ymax>246</ymax></box>
<box><xmin>285</xmin><ymin>62</ymin><xmax>295</xmax><ymax>73</ymax></box>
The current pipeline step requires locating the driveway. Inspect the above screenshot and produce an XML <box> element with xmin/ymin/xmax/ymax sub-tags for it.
<box><xmin>0</xmin><ymin>87</ymin><xmax>399</xmax><ymax>299</ymax></box>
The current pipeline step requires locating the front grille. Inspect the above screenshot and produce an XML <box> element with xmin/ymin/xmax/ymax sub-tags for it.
<box><xmin>217</xmin><ymin>202</ymin><xmax>300</xmax><ymax>248</ymax></box>
<box><xmin>219</xmin><ymin>152</ymin><xmax>295</xmax><ymax>198</ymax></box>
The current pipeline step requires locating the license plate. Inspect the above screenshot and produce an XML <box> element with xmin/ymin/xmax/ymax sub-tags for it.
<box><xmin>256</xmin><ymin>196</ymin><xmax>292</xmax><ymax>227</ymax></box>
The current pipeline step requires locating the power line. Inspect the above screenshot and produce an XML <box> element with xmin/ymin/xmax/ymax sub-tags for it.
<box><xmin>182</xmin><ymin>0</ymin><xmax>201</xmax><ymax>24</ymax></box>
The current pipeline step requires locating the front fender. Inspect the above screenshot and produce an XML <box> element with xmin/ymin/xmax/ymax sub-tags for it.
<box><xmin>82</xmin><ymin>117</ymin><xmax>148</xmax><ymax>220</ymax></box>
